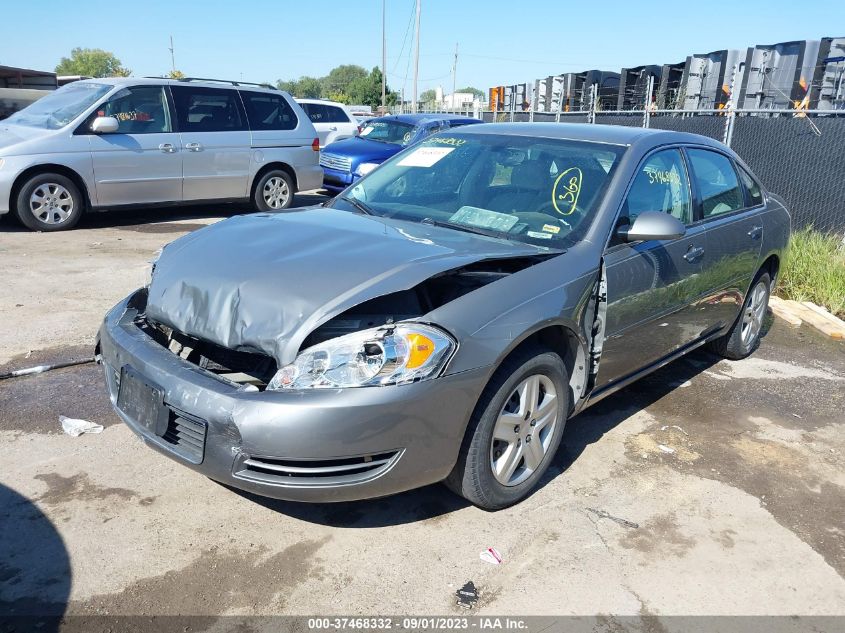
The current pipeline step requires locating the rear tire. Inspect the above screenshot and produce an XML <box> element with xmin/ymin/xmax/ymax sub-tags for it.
<box><xmin>445</xmin><ymin>345</ymin><xmax>569</xmax><ymax>510</ymax></box>
<box><xmin>253</xmin><ymin>169</ymin><xmax>295</xmax><ymax>211</ymax></box>
<box><xmin>13</xmin><ymin>173</ymin><xmax>84</xmax><ymax>231</ymax></box>
<box><xmin>708</xmin><ymin>272</ymin><xmax>771</xmax><ymax>360</ymax></box>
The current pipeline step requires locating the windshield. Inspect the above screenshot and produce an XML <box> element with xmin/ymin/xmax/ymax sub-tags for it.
<box><xmin>5</xmin><ymin>82</ymin><xmax>112</xmax><ymax>130</ymax></box>
<box><xmin>335</xmin><ymin>133</ymin><xmax>626</xmax><ymax>247</ymax></box>
<box><xmin>359</xmin><ymin>119</ymin><xmax>417</xmax><ymax>146</ymax></box>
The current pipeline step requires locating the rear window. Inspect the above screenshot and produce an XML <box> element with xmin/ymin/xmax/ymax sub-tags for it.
<box><xmin>241</xmin><ymin>91</ymin><xmax>298</xmax><ymax>131</ymax></box>
<box><xmin>301</xmin><ymin>102</ymin><xmax>350</xmax><ymax>124</ymax></box>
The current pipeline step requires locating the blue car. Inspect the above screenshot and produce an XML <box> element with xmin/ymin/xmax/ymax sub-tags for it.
<box><xmin>319</xmin><ymin>113</ymin><xmax>482</xmax><ymax>194</ymax></box>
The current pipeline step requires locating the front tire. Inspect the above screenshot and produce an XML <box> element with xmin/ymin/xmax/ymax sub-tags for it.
<box><xmin>253</xmin><ymin>170</ymin><xmax>295</xmax><ymax>211</ymax></box>
<box><xmin>13</xmin><ymin>173</ymin><xmax>84</xmax><ymax>231</ymax></box>
<box><xmin>708</xmin><ymin>272</ymin><xmax>771</xmax><ymax>360</ymax></box>
<box><xmin>445</xmin><ymin>345</ymin><xmax>569</xmax><ymax>510</ymax></box>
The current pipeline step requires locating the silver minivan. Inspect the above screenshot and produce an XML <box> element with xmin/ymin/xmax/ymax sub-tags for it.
<box><xmin>0</xmin><ymin>78</ymin><xmax>323</xmax><ymax>231</ymax></box>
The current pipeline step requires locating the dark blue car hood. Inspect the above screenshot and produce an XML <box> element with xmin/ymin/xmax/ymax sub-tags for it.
<box><xmin>322</xmin><ymin>136</ymin><xmax>402</xmax><ymax>166</ymax></box>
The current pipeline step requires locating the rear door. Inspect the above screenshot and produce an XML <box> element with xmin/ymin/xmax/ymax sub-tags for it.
<box><xmin>685</xmin><ymin>147</ymin><xmax>765</xmax><ymax>331</ymax></box>
<box><xmin>597</xmin><ymin>148</ymin><xmax>708</xmax><ymax>388</ymax></box>
<box><xmin>171</xmin><ymin>85</ymin><xmax>251</xmax><ymax>200</ymax></box>
<box><xmin>86</xmin><ymin>84</ymin><xmax>182</xmax><ymax>206</ymax></box>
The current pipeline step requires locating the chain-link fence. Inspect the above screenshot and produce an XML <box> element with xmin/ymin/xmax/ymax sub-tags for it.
<box><xmin>418</xmin><ymin>104</ymin><xmax>845</xmax><ymax>234</ymax></box>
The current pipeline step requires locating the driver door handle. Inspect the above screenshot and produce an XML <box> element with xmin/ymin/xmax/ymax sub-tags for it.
<box><xmin>185</xmin><ymin>142</ymin><xmax>203</xmax><ymax>152</ymax></box>
<box><xmin>683</xmin><ymin>245</ymin><xmax>705</xmax><ymax>263</ymax></box>
<box><xmin>158</xmin><ymin>143</ymin><xmax>176</xmax><ymax>153</ymax></box>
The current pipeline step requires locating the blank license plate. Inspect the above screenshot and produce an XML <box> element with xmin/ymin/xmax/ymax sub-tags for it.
<box><xmin>117</xmin><ymin>365</ymin><xmax>169</xmax><ymax>437</ymax></box>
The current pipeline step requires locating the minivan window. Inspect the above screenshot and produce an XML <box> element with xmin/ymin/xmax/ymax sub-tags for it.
<box><xmin>92</xmin><ymin>85</ymin><xmax>172</xmax><ymax>134</ymax></box>
<box><xmin>171</xmin><ymin>85</ymin><xmax>246</xmax><ymax>132</ymax></box>
<box><xmin>687</xmin><ymin>148</ymin><xmax>744</xmax><ymax>218</ymax></box>
<box><xmin>241</xmin><ymin>91</ymin><xmax>298</xmax><ymax>131</ymax></box>
<box><xmin>6</xmin><ymin>82</ymin><xmax>112</xmax><ymax>130</ymax></box>
<box><xmin>359</xmin><ymin>120</ymin><xmax>416</xmax><ymax>146</ymax></box>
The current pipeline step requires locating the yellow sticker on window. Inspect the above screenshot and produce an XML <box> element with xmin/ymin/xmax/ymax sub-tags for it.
<box><xmin>542</xmin><ymin>224</ymin><xmax>560</xmax><ymax>234</ymax></box>
<box><xmin>552</xmin><ymin>167</ymin><xmax>582</xmax><ymax>216</ymax></box>
<box><xmin>428</xmin><ymin>137</ymin><xmax>466</xmax><ymax>147</ymax></box>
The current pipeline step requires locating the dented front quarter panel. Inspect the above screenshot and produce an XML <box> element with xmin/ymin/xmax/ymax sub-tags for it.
<box><xmin>428</xmin><ymin>240</ymin><xmax>600</xmax><ymax>380</ymax></box>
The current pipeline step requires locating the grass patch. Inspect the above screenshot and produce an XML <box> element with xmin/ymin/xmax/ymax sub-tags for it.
<box><xmin>777</xmin><ymin>227</ymin><xmax>845</xmax><ymax>318</ymax></box>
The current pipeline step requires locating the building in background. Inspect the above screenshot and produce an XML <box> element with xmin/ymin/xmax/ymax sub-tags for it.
<box><xmin>0</xmin><ymin>65</ymin><xmax>58</xmax><ymax>120</ymax></box>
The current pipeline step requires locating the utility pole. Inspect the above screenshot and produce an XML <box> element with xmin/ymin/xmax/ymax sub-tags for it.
<box><xmin>412</xmin><ymin>0</ymin><xmax>420</xmax><ymax>113</ymax></box>
<box><xmin>381</xmin><ymin>0</ymin><xmax>386</xmax><ymax>113</ymax></box>
<box><xmin>169</xmin><ymin>35</ymin><xmax>176</xmax><ymax>74</ymax></box>
<box><xmin>451</xmin><ymin>42</ymin><xmax>458</xmax><ymax>111</ymax></box>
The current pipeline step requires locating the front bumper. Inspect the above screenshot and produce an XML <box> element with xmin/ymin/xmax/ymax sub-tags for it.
<box><xmin>321</xmin><ymin>166</ymin><xmax>358</xmax><ymax>194</ymax></box>
<box><xmin>98</xmin><ymin>290</ymin><xmax>488</xmax><ymax>502</ymax></box>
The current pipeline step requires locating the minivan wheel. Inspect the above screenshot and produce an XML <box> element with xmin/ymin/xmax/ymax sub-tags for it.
<box><xmin>708</xmin><ymin>272</ymin><xmax>771</xmax><ymax>360</ymax></box>
<box><xmin>445</xmin><ymin>345</ymin><xmax>568</xmax><ymax>510</ymax></box>
<box><xmin>253</xmin><ymin>170</ymin><xmax>295</xmax><ymax>211</ymax></box>
<box><xmin>14</xmin><ymin>173</ymin><xmax>84</xmax><ymax>231</ymax></box>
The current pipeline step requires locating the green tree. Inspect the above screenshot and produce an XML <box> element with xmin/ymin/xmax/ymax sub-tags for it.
<box><xmin>420</xmin><ymin>89</ymin><xmax>437</xmax><ymax>104</ymax></box>
<box><xmin>458</xmin><ymin>87</ymin><xmax>484</xmax><ymax>99</ymax></box>
<box><xmin>321</xmin><ymin>64</ymin><xmax>368</xmax><ymax>96</ymax></box>
<box><xmin>55</xmin><ymin>48</ymin><xmax>131</xmax><ymax>77</ymax></box>
<box><xmin>276</xmin><ymin>76</ymin><xmax>322</xmax><ymax>98</ymax></box>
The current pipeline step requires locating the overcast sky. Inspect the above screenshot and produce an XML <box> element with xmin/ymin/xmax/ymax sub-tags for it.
<box><xmin>2</xmin><ymin>0</ymin><xmax>842</xmax><ymax>95</ymax></box>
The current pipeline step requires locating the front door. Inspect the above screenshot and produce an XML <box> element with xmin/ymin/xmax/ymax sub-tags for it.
<box><xmin>170</xmin><ymin>85</ymin><xmax>251</xmax><ymax>201</ymax></box>
<box><xmin>685</xmin><ymin>148</ymin><xmax>765</xmax><ymax>331</ymax></box>
<box><xmin>87</xmin><ymin>85</ymin><xmax>182</xmax><ymax>206</ymax></box>
<box><xmin>597</xmin><ymin>148</ymin><xmax>708</xmax><ymax>388</ymax></box>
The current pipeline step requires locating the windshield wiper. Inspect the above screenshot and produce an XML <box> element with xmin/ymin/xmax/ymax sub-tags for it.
<box><xmin>339</xmin><ymin>195</ymin><xmax>376</xmax><ymax>215</ymax></box>
<box><xmin>421</xmin><ymin>218</ymin><xmax>513</xmax><ymax>240</ymax></box>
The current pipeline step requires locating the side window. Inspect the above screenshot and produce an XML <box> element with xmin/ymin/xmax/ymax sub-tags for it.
<box><xmin>326</xmin><ymin>106</ymin><xmax>350</xmax><ymax>123</ymax></box>
<box><xmin>686</xmin><ymin>148</ymin><xmax>744</xmax><ymax>218</ymax></box>
<box><xmin>301</xmin><ymin>103</ymin><xmax>324</xmax><ymax>122</ymax></box>
<box><xmin>621</xmin><ymin>149</ymin><xmax>692</xmax><ymax>227</ymax></box>
<box><xmin>241</xmin><ymin>91</ymin><xmax>298</xmax><ymax>131</ymax></box>
<box><xmin>170</xmin><ymin>86</ymin><xmax>246</xmax><ymax>132</ymax></box>
<box><xmin>737</xmin><ymin>164</ymin><xmax>763</xmax><ymax>207</ymax></box>
<box><xmin>95</xmin><ymin>86</ymin><xmax>172</xmax><ymax>134</ymax></box>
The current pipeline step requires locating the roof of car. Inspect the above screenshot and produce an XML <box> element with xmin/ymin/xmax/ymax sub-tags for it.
<box><xmin>371</xmin><ymin>113</ymin><xmax>481</xmax><ymax>125</ymax></box>
<box><xmin>75</xmin><ymin>76</ymin><xmax>282</xmax><ymax>94</ymax></box>
<box><xmin>456</xmin><ymin>122</ymin><xmax>724</xmax><ymax>149</ymax></box>
<box><xmin>295</xmin><ymin>98</ymin><xmax>351</xmax><ymax>107</ymax></box>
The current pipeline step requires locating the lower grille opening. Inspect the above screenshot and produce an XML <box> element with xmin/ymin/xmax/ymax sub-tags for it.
<box><xmin>234</xmin><ymin>451</ymin><xmax>401</xmax><ymax>487</ymax></box>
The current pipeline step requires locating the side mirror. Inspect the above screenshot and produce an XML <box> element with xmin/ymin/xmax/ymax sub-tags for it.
<box><xmin>618</xmin><ymin>211</ymin><xmax>686</xmax><ymax>242</ymax></box>
<box><xmin>91</xmin><ymin>116</ymin><xmax>119</xmax><ymax>134</ymax></box>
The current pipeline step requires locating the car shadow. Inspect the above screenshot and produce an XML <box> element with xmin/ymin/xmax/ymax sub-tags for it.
<box><xmin>0</xmin><ymin>482</ymin><xmax>70</xmax><ymax>629</ymax></box>
<box><xmin>228</xmin><ymin>338</ymin><xmax>761</xmax><ymax>527</ymax></box>
<box><xmin>0</xmin><ymin>192</ymin><xmax>330</xmax><ymax>233</ymax></box>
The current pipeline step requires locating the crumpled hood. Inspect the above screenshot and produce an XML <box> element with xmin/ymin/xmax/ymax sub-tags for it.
<box><xmin>145</xmin><ymin>208</ymin><xmax>543</xmax><ymax>364</ymax></box>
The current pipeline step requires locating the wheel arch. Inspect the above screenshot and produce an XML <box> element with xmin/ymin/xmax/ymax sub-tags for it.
<box><xmin>10</xmin><ymin>164</ymin><xmax>93</xmax><ymax>213</ymax></box>
<box><xmin>250</xmin><ymin>162</ymin><xmax>298</xmax><ymax>200</ymax></box>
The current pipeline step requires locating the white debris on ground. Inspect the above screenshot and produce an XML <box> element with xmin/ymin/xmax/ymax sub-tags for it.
<box><xmin>60</xmin><ymin>415</ymin><xmax>104</xmax><ymax>437</ymax></box>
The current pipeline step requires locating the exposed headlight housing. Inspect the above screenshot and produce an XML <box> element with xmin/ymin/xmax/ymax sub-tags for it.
<box><xmin>267</xmin><ymin>323</ymin><xmax>455</xmax><ymax>390</ymax></box>
<box><xmin>354</xmin><ymin>161</ymin><xmax>380</xmax><ymax>177</ymax></box>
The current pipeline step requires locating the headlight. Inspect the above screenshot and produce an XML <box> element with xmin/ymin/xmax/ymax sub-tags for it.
<box><xmin>267</xmin><ymin>323</ymin><xmax>455</xmax><ymax>390</ymax></box>
<box><xmin>355</xmin><ymin>162</ymin><xmax>380</xmax><ymax>177</ymax></box>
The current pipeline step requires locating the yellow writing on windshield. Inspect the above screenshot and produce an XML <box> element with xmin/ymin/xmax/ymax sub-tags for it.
<box><xmin>552</xmin><ymin>167</ymin><xmax>582</xmax><ymax>216</ymax></box>
<box><xmin>428</xmin><ymin>137</ymin><xmax>466</xmax><ymax>147</ymax></box>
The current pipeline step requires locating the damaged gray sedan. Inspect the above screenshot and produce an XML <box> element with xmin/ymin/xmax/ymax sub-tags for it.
<box><xmin>97</xmin><ymin>123</ymin><xmax>789</xmax><ymax>510</ymax></box>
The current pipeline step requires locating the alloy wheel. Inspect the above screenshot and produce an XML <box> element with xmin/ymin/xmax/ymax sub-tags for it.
<box><xmin>740</xmin><ymin>280</ymin><xmax>768</xmax><ymax>346</ymax></box>
<box><xmin>262</xmin><ymin>176</ymin><xmax>291</xmax><ymax>209</ymax></box>
<box><xmin>30</xmin><ymin>183</ymin><xmax>74</xmax><ymax>225</ymax></box>
<box><xmin>490</xmin><ymin>374</ymin><xmax>559</xmax><ymax>486</ymax></box>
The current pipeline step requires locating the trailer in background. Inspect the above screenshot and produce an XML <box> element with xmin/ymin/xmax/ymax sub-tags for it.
<box><xmin>618</xmin><ymin>65</ymin><xmax>662</xmax><ymax>110</ymax></box>
<box><xmin>811</xmin><ymin>37</ymin><xmax>845</xmax><ymax>110</ymax></box>
<box><xmin>737</xmin><ymin>40</ymin><xmax>820</xmax><ymax>110</ymax></box>
<box><xmin>678</xmin><ymin>49</ymin><xmax>744</xmax><ymax>110</ymax></box>
<box><xmin>0</xmin><ymin>65</ymin><xmax>58</xmax><ymax>120</ymax></box>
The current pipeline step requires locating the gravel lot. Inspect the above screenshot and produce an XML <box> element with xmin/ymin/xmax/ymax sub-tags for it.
<box><xmin>1</xmin><ymin>198</ymin><xmax>844</xmax><ymax>622</ymax></box>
